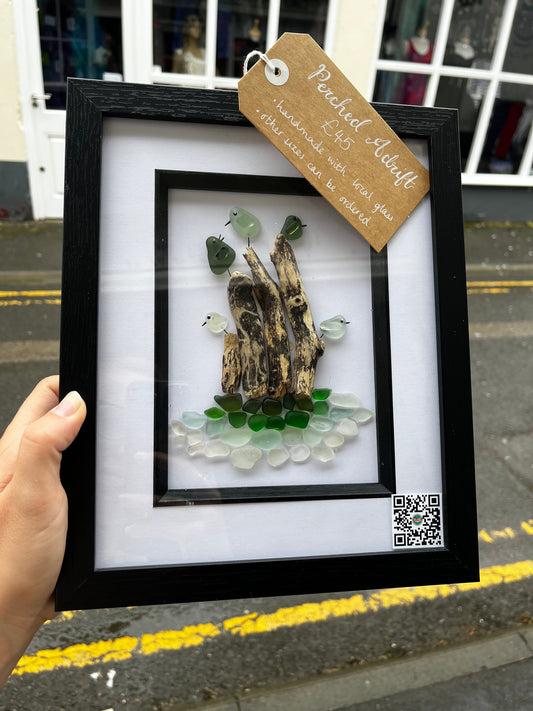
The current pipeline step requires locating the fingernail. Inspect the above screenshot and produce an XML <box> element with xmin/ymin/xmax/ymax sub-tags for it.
<box><xmin>52</xmin><ymin>391</ymin><xmax>83</xmax><ymax>417</ymax></box>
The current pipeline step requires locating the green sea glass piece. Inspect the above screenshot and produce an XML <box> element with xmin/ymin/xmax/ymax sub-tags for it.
<box><xmin>329</xmin><ymin>407</ymin><xmax>355</xmax><ymax>421</ymax></box>
<box><xmin>204</xmin><ymin>407</ymin><xmax>225</xmax><ymax>420</ymax></box>
<box><xmin>206</xmin><ymin>235</ymin><xmax>235</xmax><ymax>274</ymax></box>
<box><xmin>282</xmin><ymin>427</ymin><xmax>302</xmax><ymax>445</ymax></box>
<box><xmin>320</xmin><ymin>315</ymin><xmax>349</xmax><ymax>340</ymax></box>
<box><xmin>312</xmin><ymin>388</ymin><xmax>331</xmax><ymax>401</ymax></box>
<box><xmin>283</xmin><ymin>392</ymin><xmax>296</xmax><ymax>410</ymax></box>
<box><xmin>329</xmin><ymin>392</ymin><xmax>362</xmax><ymax>408</ymax></box>
<box><xmin>202</xmin><ymin>312</ymin><xmax>228</xmax><ymax>334</ymax></box>
<box><xmin>281</xmin><ymin>215</ymin><xmax>305</xmax><ymax>241</ymax></box>
<box><xmin>262</xmin><ymin>398</ymin><xmax>282</xmax><ymax>416</ymax></box>
<box><xmin>230</xmin><ymin>445</ymin><xmax>262</xmax><ymax>470</ymax></box>
<box><xmin>228</xmin><ymin>411</ymin><xmax>247</xmax><ymax>428</ymax></box>
<box><xmin>266</xmin><ymin>416</ymin><xmax>285</xmax><ymax>431</ymax></box>
<box><xmin>251</xmin><ymin>429</ymin><xmax>283</xmax><ymax>451</ymax></box>
<box><xmin>309</xmin><ymin>415</ymin><xmax>334</xmax><ymax>432</ymax></box>
<box><xmin>248</xmin><ymin>413</ymin><xmax>267</xmax><ymax>431</ymax></box>
<box><xmin>220</xmin><ymin>428</ymin><xmax>251</xmax><ymax>447</ymax></box>
<box><xmin>303</xmin><ymin>428</ymin><xmax>322</xmax><ymax>448</ymax></box>
<box><xmin>227</xmin><ymin>207</ymin><xmax>261</xmax><ymax>241</ymax></box>
<box><xmin>206</xmin><ymin>418</ymin><xmax>227</xmax><ymax>437</ymax></box>
<box><xmin>214</xmin><ymin>393</ymin><xmax>243</xmax><ymax>412</ymax></box>
<box><xmin>284</xmin><ymin>410</ymin><xmax>310</xmax><ymax>429</ymax></box>
<box><xmin>243</xmin><ymin>398</ymin><xmax>262</xmax><ymax>414</ymax></box>
<box><xmin>313</xmin><ymin>401</ymin><xmax>329</xmax><ymax>416</ymax></box>
<box><xmin>295</xmin><ymin>396</ymin><xmax>314</xmax><ymax>412</ymax></box>
<box><xmin>182</xmin><ymin>411</ymin><xmax>207</xmax><ymax>429</ymax></box>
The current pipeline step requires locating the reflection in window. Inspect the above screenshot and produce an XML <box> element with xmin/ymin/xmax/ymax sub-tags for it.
<box><xmin>478</xmin><ymin>84</ymin><xmax>533</xmax><ymax>175</ymax></box>
<box><xmin>38</xmin><ymin>0</ymin><xmax>123</xmax><ymax>110</ymax></box>
<box><xmin>153</xmin><ymin>2</ymin><xmax>206</xmax><ymax>75</ymax></box>
<box><xmin>379</xmin><ymin>0</ymin><xmax>442</xmax><ymax>63</ymax></box>
<box><xmin>444</xmin><ymin>0</ymin><xmax>503</xmax><ymax>70</ymax></box>
<box><xmin>373</xmin><ymin>70</ymin><xmax>429</xmax><ymax>106</ymax></box>
<box><xmin>216</xmin><ymin>1</ymin><xmax>268</xmax><ymax>78</ymax></box>
<box><xmin>279</xmin><ymin>0</ymin><xmax>329</xmax><ymax>48</ymax></box>
<box><xmin>503</xmin><ymin>0</ymin><xmax>533</xmax><ymax>76</ymax></box>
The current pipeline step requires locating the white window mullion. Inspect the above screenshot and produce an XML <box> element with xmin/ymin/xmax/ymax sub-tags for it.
<box><xmin>424</xmin><ymin>0</ymin><xmax>454</xmax><ymax>107</ymax></box>
<box><xmin>464</xmin><ymin>0</ymin><xmax>519</xmax><ymax>175</ymax></box>
<box><xmin>204</xmin><ymin>0</ymin><xmax>219</xmax><ymax>89</ymax></box>
<box><xmin>122</xmin><ymin>0</ymin><xmax>153</xmax><ymax>84</ymax></box>
<box><xmin>265</xmin><ymin>0</ymin><xmax>281</xmax><ymax>51</ymax></box>
<box><xmin>518</xmin><ymin>120</ymin><xmax>533</xmax><ymax>177</ymax></box>
<box><xmin>366</xmin><ymin>0</ymin><xmax>388</xmax><ymax>100</ymax></box>
<box><xmin>324</xmin><ymin>0</ymin><xmax>339</xmax><ymax>56</ymax></box>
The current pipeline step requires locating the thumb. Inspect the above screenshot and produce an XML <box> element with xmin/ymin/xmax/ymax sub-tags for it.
<box><xmin>12</xmin><ymin>391</ymin><xmax>86</xmax><ymax>506</ymax></box>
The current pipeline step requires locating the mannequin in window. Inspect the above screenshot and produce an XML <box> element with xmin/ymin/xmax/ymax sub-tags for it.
<box><xmin>172</xmin><ymin>14</ymin><xmax>205</xmax><ymax>75</ymax></box>
<box><xmin>400</xmin><ymin>21</ymin><xmax>433</xmax><ymax>105</ymax></box>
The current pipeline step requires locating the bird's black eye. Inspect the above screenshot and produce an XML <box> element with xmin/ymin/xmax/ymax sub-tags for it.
<box><xmin>207</xmin><ymin>315</ymin><xmax>211</xmax><ymax>319</ymax></box>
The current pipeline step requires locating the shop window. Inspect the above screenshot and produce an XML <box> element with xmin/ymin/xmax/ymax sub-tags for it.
<box><xmin>373</xmin><ymin>70</ymin><xmax>430</xmax><ymax>105</ymax></box>
<box><xmin>379</xmin><ymin>0</ymin><xmax>443</xmax><ymax>64</ymax></box>
<box><xmin>38</xmin><ymin>0</ymin><xmax>123</xmax><ymax>110</ymax></box>
<box><xmin>279</xmin><ymin>0</ymin><xmax>329</xmax><ymax>47</ymax></box>
<box><xmin>478</xmin><ymin>83</ymin><xmax>533</xmax><ymax>175</ymax></box>
<box><xmin>503</xmin><ymin>0</ymin><xmax>533</xmax><ymax>75</ymax></box>
<box><xmin>443</xmin><ymin>0</ymin><xmax>503</xmax><ymax>70</ymax></box>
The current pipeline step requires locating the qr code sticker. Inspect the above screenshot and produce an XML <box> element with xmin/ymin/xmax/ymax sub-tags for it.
<box><xmin>392</xmin><ymin>494</ymin><xmax>443</xmax><ymax>549</ymax></box>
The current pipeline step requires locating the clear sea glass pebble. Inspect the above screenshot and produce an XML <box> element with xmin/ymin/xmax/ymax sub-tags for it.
<box><xmin>187</xmin><ymin>441</ymin><xmax>205</xmax><ymax>456</ymax></box>
<box><xmin>303</xmin><ymin>428</ymin><xmax>323</xmax><ymax>447</ymax></box>
<box><xmin>220</xmin><ymin>428</ymin><xmax>251</xmax><ymax>447</ymax></box>
<box><xmin>290</xmin><ymin>444</ymin><xmax>310</xmax><ymax>463</ymax></box>
<box><xmin>173</xmin><ymin>434</ymin><xmax>186</xmax><ymax>447</ymax></box>
<box><xmin>230</xmin><ymin>445</ymin><xmax>262</xmax><ymax>470</ymax></box>
<box><xmin>329</xmin><ymin>393</ymin><xmax>362</xmax><ymax>409</ymax></box>
<box><xmin>251</xmin><ymin>429</ymin><xmax>283</xmax><ymax>451</ymax></box>
<box><xmin>204</xmin><ymin>439</ymin><xmax>230</xmax><ymax>458</ymax></box>
<box><xmin>170</xmin><ymin>420</ymin><xmax>188</xmax><ymax>436</ymax></box>
<box><xmin>282</xmin><ymin>427</ymin><xmax>302</xmax><ymax>445</ymax></box>
<box><xmin>182</xmin><ymin>411</ymin><xmax>207</xmax><ymax>429</ymax></box>
<box><xmin>206</xmin><ymin>418</ymin><xmax>227</xmax><ymax>437</ymax></box>
<box><xmin>187</xmin><ymin>431</ymin><xmax>204</xmax><ymax>446</ymax></box>
<box><xmin>320</xmin><ymin>315</ymin><xmax>348</xmax><ymax>340</ymax></box>
<box><xmin>309</xmin><ymin>415</ymin><xmax>334</xmax><ymax>432</ymax></box>
<box><xmin>311</xmin><ymin>445</ymin><xmax>335</xmax><ymax>462</ymax></box>
<box><xmin>323</xmin><ymin>431</ymin><xmax>344</xmax><ymax>448</ymax></box>
<box><xmin>267</xmin><ymin>447</ymin><xmax>290</xmax><ymax>468</ymax></box>
<box><xmin>353</xmin><ymin>408</ymin><xmax>374</xmax><ymax>423</ymax></box>
<box><xmin>337</xmin><ymin>419</ymin><xmax>359</xmax><ymax>437</ymax></box>
<box><xmin>329</xmin><ymin>407</ymin><xmax>355</xmax><ymax>421</ymax></box>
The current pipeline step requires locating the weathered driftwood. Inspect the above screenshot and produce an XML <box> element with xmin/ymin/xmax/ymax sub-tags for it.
<box><xmin>270</xmin><ymin>234</ymin><xmax>325</xmax><ymax>398</ymax></box>
<box><xmin>244</xmin><ymin>246</ymin><xmax>292</xmax><ymax>398</ymax></box>
<box><xmin>221</xmin><ymin>332</ymin><xmax>241</xmax><ymax>394</ymax></box>
<box><xmin>227</xmin><ymin>272</ymin><xmax>268</xmax><ymax>398</ymax></box>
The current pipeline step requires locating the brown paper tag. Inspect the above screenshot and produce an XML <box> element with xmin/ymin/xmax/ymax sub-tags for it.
<box><xmin>239</xmin><ymin>34</ymin><xmax>430</xmax><ymax>252</ymax></box>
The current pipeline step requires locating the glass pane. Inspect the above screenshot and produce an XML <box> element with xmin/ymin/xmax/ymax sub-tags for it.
<box><xmin>435</xmin><ymin>75</ymin><xmax>486</xmax><ymax>170</ymax></box>
<box><xmin>38</xmin><ymin>0</ymin><xmax>123</xmax><ymax>110</ymax></box>
<box><xmin>443</xmin><ymin>0</ymin><xmax>504</xmax><ymax>70</ymax></box>
<box><xmin>153</xmin><ymin>2</ymin><xmax>207</xmax><ymax>75</ymax></box>
<box><xmin>216</xmin><ymin>1</ymin><xmax>269</xmax><ymax>78</ymax></box>
<box><xmin>373</xmin><ymin>70</ymin><xmax>430</xmax><ymax>105</ymax></box>
<box><xmin>379</xmin><ymin>0</ymin><xmax>443</xmax><ymax>62</ymax></box>
<box><xmin>503</xmin><ymin>0</ymin><xmax>533</xmax><ymax>75</ymax></box>
<box><xmin>478</xmin><ymin>83</ymin><xmax>533</xmax><ymax>175</ymax></box>
<box><xmin>279</xmin><ymin>0</ymin><xmax>329</xmax><ymax>48</ymax></box>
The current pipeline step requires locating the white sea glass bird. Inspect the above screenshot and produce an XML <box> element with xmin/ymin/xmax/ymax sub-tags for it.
<box><xmin>202</xmin><ymin>312</ymin><xmax>228</xmax><ymax>334</ymax></box>
<box><xmin>320</xmin><ymin>315</ymin><xmax>350</xmax><ymax>340</ymax></box>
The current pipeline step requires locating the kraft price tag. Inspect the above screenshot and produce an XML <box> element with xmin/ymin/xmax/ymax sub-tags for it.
<box><xmin>239</xmin><ymin>34</ymin><xmax>430</xmax><ymax>252</ymax></box>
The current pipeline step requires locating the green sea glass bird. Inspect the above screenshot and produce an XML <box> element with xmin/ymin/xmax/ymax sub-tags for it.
<box><xmin>320</xmin><ymin>315</ymin><xmax>350</xmax><ymax>340</ymax></box>
<box><xmin>281</xmin><ymin>215</ymin><xmax>306</xmax><ymax>241</ymax></box>
<box><xmin>226</xmin><ymin>207</ymin><xmax>261</xmax><ymax>242</ymax></box>
<box><xmin>206</xmin><ymin>235</ymin><xmax>235</xmax><ymax>274</ymax></box>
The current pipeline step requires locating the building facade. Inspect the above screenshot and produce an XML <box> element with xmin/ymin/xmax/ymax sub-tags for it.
<box><xmin>2</xmin><ymin>0</ymin><xmax>532</xmax><ymax>221</ymax></box>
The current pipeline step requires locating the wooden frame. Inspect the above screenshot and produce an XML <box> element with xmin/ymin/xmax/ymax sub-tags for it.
<box><xmin>57</xmin><ymin>78</ymin><xmax>478</xmax><ymax>610</ymax></box>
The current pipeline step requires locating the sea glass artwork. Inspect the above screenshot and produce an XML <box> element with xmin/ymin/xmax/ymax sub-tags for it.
<box><xmin>267</xmin><ymin>447</ymin><xmax>290</xmax><ymax>468</ymax></box>
<box><xmin>230</xmin><ymin>445</ymin><xmax>262</xmax><ymax>470</ymax></box>
<box><xmin>284</xmin><ymin>411</ymin><xmax>309</xmax><ymax>428</ymax></box>
<box><xmin>206</xmin><ymin>235</ymin><xmax>236</xmax><ymax>274</ymax></box>
<box><xmin>320</xmin><ymin>315</ymin><xmax>349</xmax><ymax>340</ymax></box>
<box><xmin>312</xmin><ymin>388</ymin><xmax>331</xmax><ymax>401</ymax></box>
<box><xmin>329</xmin><ymin>392</ymin><xmax>362</xmax><ymax>409</ymax></box>
<box><xmin>228</xmin><ymin>411</ymin><xmax>247</xmax><ymax>428</ymax></box>
<box><xmin>204</xmin><ymin>407</ymin><xmax>225</xmax><ymax>419</ymax></box>
<box><xmin>262</xmin><ymin>398</ymin><xmax>282</xmax><ymax>416</ymax></box>
<box><xmin>202</xmin><ymin>312</ymin><xmax>228</xmax><ymax>334</ymax></box>
<box><xmin>311</xmin><ymin>445</ymin><xmax>335</xmax><ymax>462</ymax></box>
<box><xmin>214</xmin><ymin>393</ymin><xmax>243</xmax><ymax>412</ymax></box>
<box><xmin>251</xmin><ymin>429</ymin><xmax>283</xmax><ymax>450</ymax></box>
<box><xmin>290</xmin><ymin>444</ymin><xmax>310</xmax><ymax>463</ymax></box>
<box><xmin>227</xmin><ymin>207</ymin><xmax>261</xmax><ymax>241</ymax></box>
<box><xmin>280</xmin><ymin>215</ymin><xmax>305</xmax><ymax>241</ymax></box>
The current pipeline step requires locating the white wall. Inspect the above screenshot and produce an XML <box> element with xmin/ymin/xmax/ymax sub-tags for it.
<box><xmin>0</xmin><ymin>0</ymin><xmax>26</xmax><ymax>162</ymax></box>
<box><xmin>332</xmin><ymin>0</ymin><xmax>382</xmax><ymax>98</ymax></box>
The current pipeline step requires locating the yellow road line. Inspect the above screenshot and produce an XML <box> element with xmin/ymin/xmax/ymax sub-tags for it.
<box><xmin>14</xmin><ymin>559</ymin><xmax>533</xmax><ymax>677</ymax></box>
<box><xmin>466</xmin><ymin>281</ymin><xmax>533</xmax><ymax>288</ymax></box>
<box><xmin>0</xmin><ymin>290</ymin><xmax>61</xmax><ymax>297</ymax></box>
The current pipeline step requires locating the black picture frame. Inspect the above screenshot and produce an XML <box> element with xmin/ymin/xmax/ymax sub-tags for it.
<box><xmin>57</xmin><ymin>78</ymin><xmax>478</xmax><ymax>611</ymax></box>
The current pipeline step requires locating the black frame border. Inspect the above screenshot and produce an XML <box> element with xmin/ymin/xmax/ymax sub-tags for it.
<box><xmin>57</xmin><ymin>79</ymin><xmax>478</xmax><ymax>610</ymax></box>
<box><xmin>153</xmin><ymin>170</ymin><xmax>395</xmax><ymax>506</ymax></box>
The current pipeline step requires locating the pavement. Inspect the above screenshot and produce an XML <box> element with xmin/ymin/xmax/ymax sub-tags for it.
<box><xmin>0</xmin><ymin>219</ymin><xmax>532</xmax><ymax>710</ymax></box>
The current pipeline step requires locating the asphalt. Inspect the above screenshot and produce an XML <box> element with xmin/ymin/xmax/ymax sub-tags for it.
<box><xmin>1</xmin><ymin>218</ymin><xmax>532</xmax><ymax>711</ymax></box>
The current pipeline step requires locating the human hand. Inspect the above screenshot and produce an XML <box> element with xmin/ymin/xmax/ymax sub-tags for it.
<box><xmin>0</xmin><ymin>376</ymin><xmax>86</xmax><ymax>687</ymax></box>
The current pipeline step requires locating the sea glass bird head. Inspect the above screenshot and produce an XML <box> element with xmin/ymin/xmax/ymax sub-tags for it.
<box><xmin>320</xmin><ymin>315</ymin><xmax>350</xmax><ymax>340</ymax></box>
<box><xmin>226</xmin><ymin>207</ymin><xmax>261</xmax><ymax>241</ymax></box>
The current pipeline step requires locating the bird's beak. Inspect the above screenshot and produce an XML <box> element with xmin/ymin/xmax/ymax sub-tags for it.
<box><xmin>201</xmin><ymin>321</ymin><xmax>207</xmax><ymax>327</ymax></box>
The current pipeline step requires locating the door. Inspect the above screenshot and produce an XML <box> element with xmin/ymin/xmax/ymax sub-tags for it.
<box><xmin>13</xmin><ymin>0</ymin><xmax>124</xmax><ymax>219</ymax></box>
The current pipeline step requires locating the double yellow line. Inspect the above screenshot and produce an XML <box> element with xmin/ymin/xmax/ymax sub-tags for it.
<box><xmin>0</xmin><ymin>290</ymin><xmax>61</xmax><ymax>307</ymax></box>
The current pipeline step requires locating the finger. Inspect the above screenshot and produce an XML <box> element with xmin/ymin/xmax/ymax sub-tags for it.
<box><xmin>11</xmin><ymin>391</ymin><xmax>86</xmax><ymax>505</ymax></box>
<box><xmin>0</xmin><ymin>376</ymin><xmax>60</xmax><ymax>458</ymax></box>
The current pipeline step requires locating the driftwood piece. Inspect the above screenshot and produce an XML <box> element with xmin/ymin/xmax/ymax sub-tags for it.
<box><xmin>270</xmin><ymin>234</ymin><xmax>325</xmax><ymax>398</ymax></box>
<box><xmin>244</xmin><ymin>246</ymin><xmax>292</xmax><ymax>398</ymax></box>
<box><xmin>227</xmin><ymin>272</ymin><xmax>268</xmax><ymax>398</ymax></box>
<box><xmin>221</xmin><ymin>332</ymin><xmax>241</xmax><ymax>394</ymax></box>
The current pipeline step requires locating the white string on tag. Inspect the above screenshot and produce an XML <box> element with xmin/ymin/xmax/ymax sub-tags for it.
<box><xmin>243</xmin><ymin>50</ymin><xmax>289</xmax><ymax>86</ymax></box>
